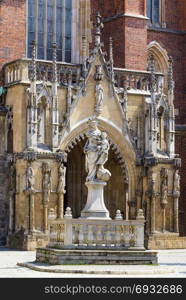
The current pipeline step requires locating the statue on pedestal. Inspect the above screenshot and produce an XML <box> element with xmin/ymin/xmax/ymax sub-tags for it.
<box><xmin>81</xmin><ymin>118</ymin><xmax>111</xmax><ymax>219</ymax></box>
<box><xmin>84</xmin><ymin>119</ymin><xmax>111</xmax><ymax>182</ymax></box>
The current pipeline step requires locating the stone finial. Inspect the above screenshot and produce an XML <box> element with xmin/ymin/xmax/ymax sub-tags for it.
<box><xmin>148</xmin><ymin>54</ymin><xmax>156</xmax><ymax>93</ymax></box>
<box><xmin>109</xmin><ymin>37</ymin><xmax>113</xmax><ymax>65</ymax></box>
<box><xmin>115</xmin><ymin>209</ymin><xmax>123</xmax><ymax>220</ymax></box>
<box><xmin>168</xmin><ymin>56</ymin><xmax>174</xmax><ymax>93</ymax></box>
<box><xmin>31</xmin><ymin>40</ymin><xmax>37</xmax><ymax>82</ymax></box>
<box><xmin>64</xmin><ymin>207</ymin><xmax>72</xmax><ymax>219</ymax></box>
<box><xmin>94</xmin><ymin>12</ymin><xmax>104</xmax><ymax>47</ymax></box>
<box><xmin>52</xmin><ymin>42</ymin><xmax>57</xmax><ymax>83</ymax></box>
<box><xmin>136</xmin><ymin>209</ymin><xmax>144</xmax><ymax>220</ymax></box>
<box><xmin>82</xmin><ymin>35</ymin><xmax>87</xmax><ymax>61</ymax></box>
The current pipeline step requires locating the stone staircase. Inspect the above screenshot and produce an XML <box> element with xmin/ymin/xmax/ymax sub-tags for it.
<box><xmin>0</xmin><ymin>157</ymin><xmax>9</xmax><ymax>246</ymax></box>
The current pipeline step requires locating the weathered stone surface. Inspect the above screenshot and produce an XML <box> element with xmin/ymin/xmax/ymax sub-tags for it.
<box><xmin>36</xmin><ymin>247</ymin><xmax>158</xmax><ymax>265</ymax></box>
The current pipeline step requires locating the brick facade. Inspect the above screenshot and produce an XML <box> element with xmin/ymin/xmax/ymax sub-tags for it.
<box><xmin>0</xmin><ymin>0</ymin><xmax>26</xmax><ymax>69</ymax></box>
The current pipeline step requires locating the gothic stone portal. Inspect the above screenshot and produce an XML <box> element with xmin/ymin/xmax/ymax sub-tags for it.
<box><xmin>65</xmin><ymin>140</ymin><xmax>127</xmax><ymax>219</ymax></box>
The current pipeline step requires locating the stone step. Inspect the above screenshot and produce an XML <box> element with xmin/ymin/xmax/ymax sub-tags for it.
<box><xmin>36</xmin><ymin>248</ymin><xmax>158</xmax><ymax>265</ymax></box>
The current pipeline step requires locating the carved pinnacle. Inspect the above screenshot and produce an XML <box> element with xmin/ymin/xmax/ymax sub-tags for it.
<box><xmin>31</xmin><ymin>40</ymin><xmax>37</xmax><ymax>82</ymax></box>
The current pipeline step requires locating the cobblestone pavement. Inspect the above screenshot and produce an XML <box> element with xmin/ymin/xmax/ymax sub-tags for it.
<box><xmin>1</xmin><ymin>247</ymin><xmax>186</xmax><ymax>278</ymax></box>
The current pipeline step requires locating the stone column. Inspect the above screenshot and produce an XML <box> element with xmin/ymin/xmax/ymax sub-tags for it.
<box><xmin>173</xmin><ymin>196</ymin><xmax>179</xmax><ymax>233</ymax></box>
<box><xmin>8</xmin><ymin>192</ymin><xmax>14</xmax><ymax>234</ymax></box>
<box><xmin>136</xmin><ymin>209</ymin><xmax>145</xmax><ymax>249</ymax></box>
<box><xmin>57</xmin><ymin>163</ymin><xmax>66</xmax><ymax>219</ymax></box>
<box><xmin>125</xmin><ymin>184</ymin><xmax>129</xmax><ymax>220</ymax></box>
<box><xmin>25</xmin><ymin>164</ymin><xmax>35</xmax><ymax>234</ymax></box>
<box><xmin>29</xmin><ymin>193</ymin><xmax>35</xmax><ymax>233</ymax></box>
<box><xmin>173</xmin><ymin>169</ymin><xmax>180</xmax><ymax>233</ymax></box>
<box><xmin>151</xmin><ymin>195</ymin><xmax>156</xmax><ymax>234</ymax></box>
<box><xmin>8</xmin><ymin>164</ymin><xmax>16</xmax><ymax>234</ymax></box>
<box><xmin>160</xmin><ymin>168</ymin><xmax>168</xmax><ymax>232</ymax></box>
<box><xmin>42</xmin><ymin>162</ymin><xmax>51</xmax><ymax>233</ymax></box>
<box><xmin>57</xmin><ymin>194</ymin><xmax>64</xmax><ymax>219</ymax></box>
<box><xmin>43</xmin><ymin>204</ymin><xmax>48</xmax><ymax>233</ymax></box>
<box><xmin>64</xmin><ymin>207</ymin><xmax>72</xmax><ymax>246</ymax></box>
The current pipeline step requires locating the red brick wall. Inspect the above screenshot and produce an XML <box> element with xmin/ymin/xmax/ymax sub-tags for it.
<box><xmin>91</xmin><ymin>0</ymin><xmax>147</xmax><ymax>69</ymax></box>
<box><xmin>125</xmin><ymin>0</ymin><xmax>145</xmax><ymax>15</ymax></box>
<box><xmin>124</xmin><ymin>17</ymin><xmax>147</xmax><ymax>70</ymax></box>
<box><xmin>165</xmin><ymin>0</ymin><xmax>183</xmax><ymax>31</ymax></box>
<box><xmin>0</xmin><ymin>0</ymin><xmax>26</xmax><ymax>69</ymax></box>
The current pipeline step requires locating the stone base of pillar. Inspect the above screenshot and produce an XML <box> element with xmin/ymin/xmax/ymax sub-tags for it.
<box><xmin>81</xmin><ymin>181</ymin><xmax>110</xmax><ymax>219</ymax></box>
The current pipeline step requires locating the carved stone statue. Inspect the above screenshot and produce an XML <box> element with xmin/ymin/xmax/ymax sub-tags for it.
<box><xmin>95</xmin><ymin>83</ymin><xmax>104</xmax><ymax>115</ymax></box>
<box><xmin>57</xmin><ymin>163</ymin><xmax>66</xmax><ymax>194</ymax></box>
<box><xmin>26</xmin><ymin>165</ymin><xmax>35</xmax><ymax>192</ymax></box>
<box><xmin>42</xmin><ymin>162</ymin><xmax>51</xmax><ymax>203</ymax></box>
<box><xmin>174</xmin><ymin>169</ymin><xmax>180</xmax><ymax>195</ymax></box>
<box><xmin>84</xmin><ymin>119</ymin><xmax>111</xmax><ymax>182</ymax></box>
<box><xmin>160</xmin><ymin>168</ymin><xmax>168</xmax><ymax>206</ymax></box>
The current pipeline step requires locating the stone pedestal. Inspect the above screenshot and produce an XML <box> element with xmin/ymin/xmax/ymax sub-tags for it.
<box><xmin>81</xmin><ymin>181</ymin><xmax>110</xmax><ymax>219</ymax></box>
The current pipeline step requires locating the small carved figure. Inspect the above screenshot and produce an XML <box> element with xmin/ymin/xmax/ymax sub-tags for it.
<box><xmin>174</xmin><ymin>169</ymin><xmax>180</xmax><ymax>195</ymax></box>
<box><xmin>26</xmin><ymin>165</ymin><xmax>35</xmax><ymax>191</ymax></box>
<box><xmin>57</xmin><ymin>163</ymin><xmax>66</xmax><ymax>194</ymax></box>
<box><xmin>160</xmin><ymin>168</ymin><xmax>168</xmax><ymax>206</ymax></box>
<box><xmin>42</xmin><ymin>162</ymin><xmax>51</xmax><ymax>203</ymax></box>
<box><xmin>95</xmin><ymin>83</ymin><xmax>104</xmax><ymax>114</ymax></box>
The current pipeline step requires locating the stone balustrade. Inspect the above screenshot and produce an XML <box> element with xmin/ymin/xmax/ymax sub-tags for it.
<box><xmin>48</xmin><ymin>210</ymin><xmax>145</xmax><ymax>249</ymax></box>
<box><xmin>3</xmin><ymin>59</ymin><xmax>81</xmax><ymax>86</ymax></box>
<box><xmin>3</xmin><ymin>59</ymin><xmax>164</xmax><ymax>93</ymax></box>
<box><xmin>114</xmin><ymin>67</ymin><xmax>164</xmax><ymax>93</ymax></box>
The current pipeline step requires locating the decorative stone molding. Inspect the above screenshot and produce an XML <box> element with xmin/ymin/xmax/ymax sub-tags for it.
<box><xmin>6</xmin><ymin>151</ymin><xmax>67</xmax><ymax>163</ymax></box>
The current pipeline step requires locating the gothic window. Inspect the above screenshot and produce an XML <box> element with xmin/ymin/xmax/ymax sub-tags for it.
<box><xmin>147</xmin><ymin>0</ymin><xmax>166</xmax><ymax>27</ymax></box>
<box><xmin>27</xmin><ymin>0</ymin><xmax>72</xmax><ymax>62</ymax></box>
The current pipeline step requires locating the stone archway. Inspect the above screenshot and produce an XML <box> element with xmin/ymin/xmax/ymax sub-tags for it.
<box><xmin>59</xmin><ymin>117</ymin><xmax>137</xmax><ymax>218</ymax></box>
<box><xmin>64</xmin><ymin>139</ymin><xmax>128</xmax><ymax>219</ymax></box>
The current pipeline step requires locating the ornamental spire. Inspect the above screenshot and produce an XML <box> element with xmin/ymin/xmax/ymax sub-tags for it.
<box><xmin>149</xmin><ymin>54</ymin><xmax>156</xmax><ymax>93</ymax></box>
<box><xmin>94</xmin><ymin>12</ymin><xmax>104</xmax><ymax>48</ymax></box>
<box><xmin>168</xmin><ymin>56</ymin><xmax>174</xmax><ymax>93</ymax></box>
<box><xmin>52</xmin><ymin>42</ymin><xmax>58</xmax><ymax>83</ymax></box>
<box><xmin>31</xmin><ymin>40</ymin><xmax>37</xmax><ymax>82</ymax></box>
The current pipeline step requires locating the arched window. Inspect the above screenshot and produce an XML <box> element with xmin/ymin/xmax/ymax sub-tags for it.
<box><xmin>147</xmin><ymin>0</ymin><xmax>166</xmax><ymax>27</ymax></box>
<box><xmin>27</xmin><ymin>0</ymin><xmax>72</xmax><ymax>62</ymax></box>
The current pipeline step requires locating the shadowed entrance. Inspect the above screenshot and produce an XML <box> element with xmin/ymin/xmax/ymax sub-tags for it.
<box><xmin>65</xmin><ymin>140</ymin><xmax>127</xmax><ymax>219</ymax></box>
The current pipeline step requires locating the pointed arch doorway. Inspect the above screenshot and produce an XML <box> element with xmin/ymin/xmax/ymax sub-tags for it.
<box><xmin>64</xmin><ymin>139</ymin><xmax>128</xmax><ymax>219</ymax></box>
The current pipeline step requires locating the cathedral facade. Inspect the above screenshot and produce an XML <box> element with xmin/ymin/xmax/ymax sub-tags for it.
<box><xmin>0</xmin><ymin>0</ymin><xmax>186</xmax><ymax>250</ymax></box>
